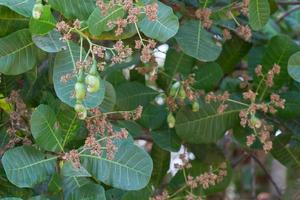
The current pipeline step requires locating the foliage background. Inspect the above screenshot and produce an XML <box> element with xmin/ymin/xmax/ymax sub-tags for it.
<box><xmin>1</xmin><ymin>0</ymin><xmax>300</xmax><ymax>200</ymax></box>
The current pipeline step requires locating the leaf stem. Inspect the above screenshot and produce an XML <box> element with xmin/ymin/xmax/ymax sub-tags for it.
<box><xmin>226</xmin><ymin>99</ymin><xmax>249</xmax><ymax>107</ymax></box>
<box><xmin>229</xmin><ymin>11</ymin><xmax>240</xmax><ymax>26</ymax></box>
<box><xmin>134</xmin><ymin>22</ymin><xmax>145</xmax><ymax>46</ymax></box>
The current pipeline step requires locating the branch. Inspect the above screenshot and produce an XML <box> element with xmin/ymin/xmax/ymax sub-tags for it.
<box><xmin>277</xmin><ymin>1</ymin><xmax>300</xmax><ymax>5</ymax></box>
<box><xmin>277</xmin><ymin>6</ymin><xmax>300</xmax><ymax>22</ymax></box>
<box><xmin>249</xmin><ymin>153</ymin><xmax>282</xmax><ymax>198</ymax></box>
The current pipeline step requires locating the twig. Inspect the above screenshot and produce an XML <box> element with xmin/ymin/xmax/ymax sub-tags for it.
<box><xmin>277</xmin><ymin>6</ymin><xmax>300</xmax><ymax>22</ymax></box>
<box><xmin>249</xmin><ymin>153</ymin><xmax>283</xmax><ymax>198</ymax></box>
<box><xmin>277</xmin><ymin>1</ymin><xmax>300</xmax><ymax>5</ymax></box>
<box><xmin>134</xmin><ymin>134</ymin><xmax>153</xmax><ymax>142</ymax></box>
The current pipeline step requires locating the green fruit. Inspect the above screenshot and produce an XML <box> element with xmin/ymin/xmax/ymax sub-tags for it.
<box><xmin>167</xmin><ymin>112</ymin><xmax>176</xmax><ymax>128</ymax></box>
<box><xmin>32</xmin><ymin>3</ymin><xmax>43</xmax><ymax>19</ymax></box>
<box><xmin>178</xmin><ymin>86</ymin><xmax>186</xmax><ymax>99</ymax></box>
<box><xmin>250</xmin><ymin>115</ymin><xmax>262</xmax><ymax>129</ymax></box>
<box><xmin>74</xmin><ymin>103</ymin><xmax>87</xmax><ymax>120</ymax></box>
<box><xmin>74</xmin><ymin>82</ymin><xmax>86</xmax><ymax>100</ymax></box>
<box><xmin>85</xmin><ymin>75</ymin><xmax>100</xmax><ymax>93</ymax></box>
<box><xmin>192</xmin><ymin>101</ymin><xmax>200</xmax><ymax>112</ymax></box>
<box><xmin>170</xmin><ymin>82</ymin><xmax>180</xmax><ymax>97</ymax></box>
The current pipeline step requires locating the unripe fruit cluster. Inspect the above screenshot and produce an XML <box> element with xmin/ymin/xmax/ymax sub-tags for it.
<box><xmin>32</xmin><ymin>0</ymin><xmax>43</xmax><ymax>19</ymax></box>
<box><xmin>74</xmin><ymin>60</ymin><xmax>101</xmax><ymax>120</ymax></box>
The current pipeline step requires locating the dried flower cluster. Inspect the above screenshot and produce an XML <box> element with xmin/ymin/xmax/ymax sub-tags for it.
<box><xmin>150</xmin><ymin>191</ymin><xmax>169</xmax><ymax>200</ymax></box>
<box><xmin>122</xmin><ymin>105</ymin><xmax>143</xmax><ymax>120</ymax></box>
<box><xmin>137</xmin><ymin>39</ymin><xmax>157</xmax><ymax>63</ymax></box>
<box><xmin>174</xmin><ymin>153</ymin><xmax>192</xmax><ymax>170</ymax></box>
<box><xmin>195</xmin><ymin>8</ymin><xmax>213</xmax><ymax>28</ymax></box>
<box><xmin>186</xmin><ymin>162</ymin><xmax>227</xmax><ymax>190</ymax></box>
<box><xmin>96</xmin><ymin>0</ymin><xmax>158</xmax><ymax>36</ymax></box>
<box><xmin>112</xmin><ymin>40</ymin><xmax>133</xmax><ymax>63</ymax></box>
<box><xmin>0</xmin><ymin>91</ymin><xmax>32</xmax><ymax>156</ymax></box>
<box><xmin>167</xmin><ymin>75</ymin><xmax>199</xmax><ymax>112</ymax></box>
<box><xmin>56</xmin><ymin>21</ymin><xmax>72</xmax><ymax>41</ymax></box>
<box><xmin>222</xmin><ymin>29</ymin><xmax>232</xmax><ymax>41</ymax></box>
<box><xmin>84</xmin><ymin>108</ymin><xmax>132</xmax><ymax>160</ymax></box>
<box><xmin>205</xmin><ymin>91</ymin><xmax>230</xmax><ymax>113</ymax></box>
<box><xmin>236</xmin><ymin>25</ymin><xmax>252</xmax><ymax>41</ymax></box>
<box><xmin>239</xmin><ymin>65</ymin><xmax>285</xmax><ymax>152</ymax></box>
<box><xmin>240</xmin><ymin>0</ymin><xmax>250</xmax><ymax>16</ymax></box>
<box><xmin>62</xmin><ymin>149</ymin><xmax>81</xmax><ymax>168</ymax></box>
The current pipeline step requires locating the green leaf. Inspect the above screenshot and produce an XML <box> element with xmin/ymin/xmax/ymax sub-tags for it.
<box><xmin>2</xmin><ymin>146</ymin><xmax>57</xmax><ymax>188</ymax></box>
<box><xmin>175</xmin><ymin>101</ymin><xmax>243</xmax><ymax>143</ymax></box>
<box><xmin>116</xmin><ymin>82</ymin><xmax>158</xmax><ymax>110</ymax></box>
<box><xmin>249</xmin><ymin>0</ymin><xmax>270</xmax><ymax>30</ymax></box>
<box><xmin>138</xmin><ymin>2</ymin><xmax>179</xmax><ymax>42</ymax></box>
<box><xmin>53</xmin><ymin>41</ymin><xmax>106</xmax><ymax>108</ymax></box>
<box><xmin>288</xmin><ymin>51</ymin><xmax>300</xmax><ymax>83</ymax></box>
<box><xmin>150</xmin><ymin>144</ymin><xmax>170</xmax><ymax>187</ymax></box>
<box><xmin>81</xmin><ymin>140</ymin><xmax>153</xmax><ymax>190</ymax></box>
<box><xmin>175</xmin><ymin>20</ymin><xmax>222</xmax><ymax>62</ymax></box>
<box><xmin>61</xmin><ymin>162</ymin><xmax>91</xmax><ymax>178</ymax></box>
<box><xmin>139</xmin><ymin>104</ymin><xmax>167</xmax><ymax>130</ymax></box>
<box><xmin>159</xmin><ymin>49</ymin><xmax>195</xmax><ymax>89</ymax></box>
<box><xmin>216</xmin><ymin>34</ymin><xmax>252</xmax><ymax>73</ymax></box>
<box><xmin>0</xmin><ymin>0</ymin><xmax>35</xmax><ymax>17</ymax></box>
<box><xmin>100</xmin><ymin>81</ymin><xmax>116</xmax><ymax>112</ymax></box>
<box><xmin>194</xmin><ymin>62</ymin><xmax>223</xmax><ymax>91</ymax></box>
<box><xmin>0</xmin><ymin>6</ymin><xmax>29</xmax><ymax>37</ymax></box>
<box><xmin>121</xmin><ymin>185</ymin><xmax>152</xmax><ymax>200</ymax></box>
<box><xmin>48</xmin><ymin>0</ymin><xmax>96</xmax><ymax>20</ymax></box>
<box><xmin>0</xmin><ymin>198</ymin><xmax>23</xmax><ymax>200</ymax></box>
<box><xmin>29</xmin><ymin>5</ymin><xmax>56</xmax><ymax>35</ymax></box>
<box><xmin>116</xmin><ymin>120</ymin><xmax>145</xmax><ymax>138</ymax></box>
<box><xmin>88</xmin><ymin>6</ymin><xmax>125</xmax><ymax>36</ymax></box>
<box><xmin>106</xmin><ymin>188</ymin><xmax>126</xmax><ymax>200</ymax></box>
<box><xmin>66</xmin><ymin>183</ymin><xmax>106</xmax><ymax>200</ymax></box>
<box><xmin>30</xmin><ymin>104</ymin><xmax>64</xmax><ymax>152</ymax></box>
<box><xmin>271</xmin><ymin>134</ymin><xmax>300</xmax><ymax>169</ymax></box>
<box><xmin>62</xmin><ymin>174</ymin><xmax>106</xmax><ymax>200</ymax></box>
<box><xmin>261</xmin><ymin>35</ymin><xmax>300</xmax><ymax>86</ymax></box>
<box><xmin>0</xmin><ymin>29</ymin><xmax>38</xmax><ymax>75</ymax></box>
<box><xmin>57</xmin><ymin>104</ymin><xmax>82</xmax><ymax>148</ymax></box>
<box><xmin>151</xmin><ymin>129</ymin><xmax>181</xmax><ymax>152</ymax></box>
<box><xmin>277</xmin><ymin>91</ymin><xmax>300</xmax><ymax>119</ymax></box>
<box><xmin>32</xmin><ymin>29</ymin><xmax>67</xmax><ymax>53</ymax></box>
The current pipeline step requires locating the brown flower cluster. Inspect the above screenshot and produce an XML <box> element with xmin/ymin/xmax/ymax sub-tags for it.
<box><xmin>205</xmin><ymin>91</ymin><xmax>230</xmax><ymax>113</ymax></box>
<box><xmin>92</xmin><ymin>45</ymin><xmax>105</xmax><ymax>58</ymax></box>
<box><xmin>111</xmin><ymin>40</ymin><xmax>133</xmax><ymax>63</ymax></box>
<box><xmin>138</xmin><ymin>39</ymin><xmax>157</xmax><ymax>63</ymax></box>
<box><xmin>145</xmin><ymin>3</ymin><xmax>159</xmax><ymax>21</ymax></box>
<box><xmin>85</xmin><ymin>108</ymin><xmax>129</xmax><ymax>160</ymax></box>
<box><xmin>56</xmin><ymin>21</ymin><xmax>72</xmax><ymax>41</ymax></box>
<box><xmin>185</xmin><ymin>194</ymin><xmax>203</xmax><ymax>200</ymax></box>
<box><xmin>166</xmin><ymin>76</ymin><xmax>200</xmax><ymax>112</ymax></box>
<box><xmin>239</xmin><ymin>89</ymin><xmax>285</xmax><ymax>152</ymax></box>
<box><xmin>174</xmin><ymin>153</ymin><xmax>192</xmax><ymax>170</ymax></box>
<box><xmin>236</xmin><ymin>25</ymin><xmax>252</xmax><ymax>41</ymax></box>
<box><xmin>1</xmin><ymin>91</ymin><xmax>32</xmax><ymax>156</ymax></box>
<box><xmin>97</xmin><ymin>0</ymin><xmax>158</xmax><ymax>36</ymax></box>
<box><xmin>264</xmin><ymin>64</ymin><xmax>280</xmax><ymax>87</ymax></box>
<box><xmin>62</xmin><ymin>149</ymin><xmax>81</xmax><ymax>168</ymax></box>
<box><xmin>240</xmin><ymin>0</ymin><xmax>250</xmax><ymax>16</ymax></box>
<box><xmin>182</xmin><ymin>75</ymin><xmax>197</xmax><ymax>102</ymax></box>
<box><xmin>195</xmin><ymin>8</ymin><xmax>213</xmax><ymax>28</ymax></box>
<box><xmin>122</xmin><ymin>105</ymin><xmax>143</xmax><ymax>120</ymax></box>
<box><xmin>222</xmin><ymin>29</ymin><xmax>232</xmax><ymax>41</ymax></box>
<box><xmin>150</xmin><ymin>191</ymin><xmax>169</xmax><ymax>200</ymax></box>
<box><xmin>60</xmin><ymin>59</ymin><xmax>93</xmax><ymax>84</ymax></box>
<box><xmin>186</xmin><ymin>162</ymin><xmax>227</xmax><ymax>190</ymax></box>
<box><xmin>246</xmin><ymin>122</ymin><xmax>273</xmax><ymax>152</ymax></box>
